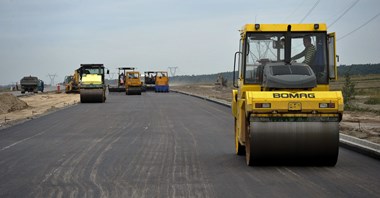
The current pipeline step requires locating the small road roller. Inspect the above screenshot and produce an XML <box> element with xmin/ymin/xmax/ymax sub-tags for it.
<box><xmin>231</xmin><ymin>24</ymin><xmax>344</xmax><ymax>166</ymax></box>
<box><xmin>125</xmin><ymin>71</ymin><xmax>142</xmax><ymax>95</ymax></box>
<box><xmin>79</xmin><ymin>64</ymin><xmax>108</xmax><ymax>103</ymax></box>
<box><xmin>108</xmin><ymin>67</ymin><xmax>135</xmax><ymax>92</ymax></box>
<box><xmin>155</xmin><ymin>71</ymin><xmax>169</xmax><ymax>92</ymax></box>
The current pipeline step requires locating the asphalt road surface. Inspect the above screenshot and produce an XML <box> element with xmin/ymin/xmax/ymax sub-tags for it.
<box><xmin>0</xmin><ymin>92</ymin><xmax>379</xmax><ymax>198</ymax></box>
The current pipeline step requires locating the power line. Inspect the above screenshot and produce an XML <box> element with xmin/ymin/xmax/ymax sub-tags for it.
<box><xmin>299</xmin><ymin>0</ymin><xmax>320</xmax><ymax>23</ymax></box>
<box><xmin>337</xmin><ymin>12</ymin><xmax>380</xmax><ymax>41</ymax></box>
<box><xmin>329</xmin><ymin>0</ymin><xmax>359</xmax><ymax>28</ymax></box>
<box><xmin>283</xmin><ymin>0</ymin><xmax>305</xmax><ymax>22</ymax></box>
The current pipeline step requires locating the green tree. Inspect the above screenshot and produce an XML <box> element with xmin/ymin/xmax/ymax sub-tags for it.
<box><xmin>342</xmin><ymin>72</ymin><xmax>356</xmax><ymax>105</ymax></box>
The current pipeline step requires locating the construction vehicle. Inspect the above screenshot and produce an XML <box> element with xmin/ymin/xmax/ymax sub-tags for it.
<box><xmin>215</xmin><ymin>74</ymin><xmax>228</xmax><ymax>87</ymax></box>
<box><xmin>20</xmin><ymin>76</ymin><xmax>44</xmax><ymax>94</ymax></box>
<box><xmin>64</xmin><ymin>69</ymin><xmax>80</xmax><ymax>93</ymax></box>
<box><xmin>144</xmin><ymin>71</ymin><xmax>157</xmax><ymax>91</ymax></box>
<box><xmin>125</xmin><ymin>70</ymin><xmax>142</xmax><ymax>95</ymax></box>
<box><xmin>64</xmin><ymin>75</ymin><xmax>73</xmax><ymax>92</ymax></box>
<box><xmin>143</xmin><ymin>71</ymin><xmax>169</xmax><ymax>92</ymax></box>
<box><xmin>109</xmin><ymin>67</ymin><xmax>135</xmax><ymax>92</ymax></box>
<box><xmin>79</xmin><ymin>64</ymin><xmax>108</xmax><ymax>103</ymax></box>
<box><xmin>155</xmin><ymin>71</ymin><xmax>169</xmax><ymax>92</ymax></box>
<box><xmin>232</xmin><ymin>23</ymin><xmax>343</xmax><ymax>166</ymax></box>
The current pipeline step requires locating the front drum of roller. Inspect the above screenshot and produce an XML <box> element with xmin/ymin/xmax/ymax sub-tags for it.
<box><xmin>80</xmin><ymin>89</ymin><xmax>104</xmax><ymax>103</ymax></box>
<box><xmin>249</xmin><ymin>121</ymin><xmax>339</xmax><ymax>165</ymax></box>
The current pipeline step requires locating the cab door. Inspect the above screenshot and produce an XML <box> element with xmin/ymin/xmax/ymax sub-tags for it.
<box><xmin>328</xmin><ymin>32</ymin><xmax>337</xmax><ymax>80</ymax></box>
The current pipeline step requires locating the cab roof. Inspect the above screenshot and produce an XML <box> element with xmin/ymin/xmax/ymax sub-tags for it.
<box><xmin>241</xmin><ymin>23</ymin><xmax>327</xmax><ymax>34</ymax></box>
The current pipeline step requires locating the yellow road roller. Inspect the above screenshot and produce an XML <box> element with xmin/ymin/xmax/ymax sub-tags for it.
<box><xmin>125</xmin><ymin>71</ymin><xmax>142</xmax><ymax>95</ymax></box>
<box><xmin>155</xmin><ymin>71</ymin><xmax>169</xmax><ymax>92</ymax></box>
<box><xmin>231</xmin><ymin>24</ymin><xmax>343</xmax><ymax>166</ymax></box>
<box><xmin>108</xmin><ymin>67</ymin><xmax>135</xmax><ymax>92</ymax></box>
<box><xmin>79</xmin><ymin>64</ymin><xmax>109</xmax><ymax>103</ymax></box>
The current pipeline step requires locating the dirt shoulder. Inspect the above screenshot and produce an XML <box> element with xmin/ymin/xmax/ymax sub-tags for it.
<box><xmin>0</xmin><ymin>92</ymin><xmax>79</xmax><ymax>129</ymax></box>
<box><xmin>171</xmin><ymin>84</ymin><xmax>380</xmax><ymax>144</ymax></box>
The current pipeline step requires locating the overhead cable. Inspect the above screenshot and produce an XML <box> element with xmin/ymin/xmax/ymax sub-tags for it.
<box><xmin>299</xmin><ymin>0</ymin><xmax>321</xmax><ymax>23</ymax></box>
<box><xmin>329</xmin><ymin>0</ymin><xmax>360</xmax><ymax>28</ymax></box>
<box><xmin>337</xmin><ymin>12</ymin><xmax>380</xmax><ymax>41</ymax></box>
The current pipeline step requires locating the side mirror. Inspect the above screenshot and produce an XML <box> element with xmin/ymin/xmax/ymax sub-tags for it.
<box><xmin>272</xmin><ymin>40</ymin><xmax>284</xmax><ymax>49</ymax></box>
<box><xmin>107</xmin><ymin>70</ymin><xmax>110</xmax><ymax>74</ymax></box>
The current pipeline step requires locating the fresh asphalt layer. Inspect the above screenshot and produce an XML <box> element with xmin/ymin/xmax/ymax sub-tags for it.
<box><xmin>0</xmin><ymin>92</ymin><xmax>379</xmax><ymax>197</ymax></box>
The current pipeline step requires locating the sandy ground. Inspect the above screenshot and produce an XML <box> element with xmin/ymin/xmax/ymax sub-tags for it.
<box><xmin>171</xmin><ymin>84</ymin><xmax>380</xmax><ymax>144</ymax></box>
<box><xmin>0</xmin><ymin>92</ymin><xmax>79</xmax><ymax>128</ymax></box>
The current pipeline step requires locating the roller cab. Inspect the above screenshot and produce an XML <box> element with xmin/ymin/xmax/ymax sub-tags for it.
<box><xmin>232</xmin><ymin>24</ymin><xmax>343</xmax><ymax>166</ymax></box>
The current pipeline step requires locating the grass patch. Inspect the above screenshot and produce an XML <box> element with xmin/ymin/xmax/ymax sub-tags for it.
<box><xmin>345</xmin><ymin>104</ymin><xmax>380</xmax><ymax>115</ymax></box>
<box><xmin>364</xmin><ymin>96</ymin><xmax>380</xmax><ymax>105</ymax></box>
<box><xmin>355</xmin><ymin>87</ymin><xmax>380</xmax><ymax>96</ymax></box>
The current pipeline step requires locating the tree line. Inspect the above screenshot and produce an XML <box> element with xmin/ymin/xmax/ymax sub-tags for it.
<box><xmin>170</xmin><ymin>63</ymin><xmax>380</xmax><ymax>85</ymax></box>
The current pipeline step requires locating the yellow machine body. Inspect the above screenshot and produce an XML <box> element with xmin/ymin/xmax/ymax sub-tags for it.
<box><xmin>65</xmin><ymin>69</ymin><xmax>80</xmax><ymax>93</ymax></box>
<box><xmin>155</xmin><ymin>72</ymin><xmax>169</xmax><ymax>86</ymax></box>
<box><xmin>109</xmin><ymin>67</ymin><xmax>136</xmax><ymax>92</ymax></box>
<box><xmin>155</xmin><ymin>71</ymin><xmax>169</xmax><ymax>92</ymax></box>
<box><xmin>231</xmin><ymin>23</ymin><xmax>343</xmax><ymax>166</ymax></box>
<box><xmin>125</xmin><ymin>71</ymin><xmax>142</xmax><ymax>95</ymax></box>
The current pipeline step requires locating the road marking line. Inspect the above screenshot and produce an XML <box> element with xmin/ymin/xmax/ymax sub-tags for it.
<box><xmin>0</xmin><ymin>131</ymin><xmax>46</xmax><ymax>152</ymax></box>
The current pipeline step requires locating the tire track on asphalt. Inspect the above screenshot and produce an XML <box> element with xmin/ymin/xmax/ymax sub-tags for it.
<box><xmin>32</xmin><ymin>113</ymin><xmax>133</xmax><ymax>198</ymax></box>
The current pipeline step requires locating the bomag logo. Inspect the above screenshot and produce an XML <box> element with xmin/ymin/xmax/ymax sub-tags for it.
<box><xmin>273</xmin><ymin>93</ymin><xmax>315</xmax><ymax>98</ymax></box>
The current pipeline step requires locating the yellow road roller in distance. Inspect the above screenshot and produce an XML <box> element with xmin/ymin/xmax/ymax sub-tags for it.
<box><xmin>155</xmin><ymin>71</ymin><xmax>169</xmax><ymax>92</ymax></box>
<box><xmin>108</xmin><ymin>67</ymin><xmax>136</xmax><ymax>92</ymax></box>
<box><xmin>125</xmin><ymin>71</ymin><xmax>142</xmax><ymax>95</ymax></box>
<box><xmin>79</xmin><ymin>64</ymin><xmax>109</xmax><ymax>103</ymax></box>
<box><xmin>231</xmin><ymin>23</ymin><xmax>343</xmax><ymax>166</ymax></box>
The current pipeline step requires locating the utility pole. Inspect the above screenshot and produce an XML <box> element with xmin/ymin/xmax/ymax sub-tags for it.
<box><xmin>168</xmin><ymin>67</ymin><xmax>178</xmax><ymax>77</ymax></box>
<box><xmin>47</xmin><ymin>74</ymin><xmax>57</xmax><ymax>91</ymax></box>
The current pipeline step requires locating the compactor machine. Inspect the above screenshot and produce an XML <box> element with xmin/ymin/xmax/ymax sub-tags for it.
<box><xmin>64</xmin><ymin>68</ymin><xmax>80</xmax><ymax>93</ymax></box>
<box><xmin>155</xmin><ymin>71</ymin><xmax>169</xmax><ymax>92</ymax></box>
<box><xmin>144</xmin><ymin>71</ymin><xmax>157</xmax><ymax>91</ymax></box>
<box><xmin>232</xmin><ymin>24</ymin><xmax>343</xmax><ymax>166</ymax></box>
<box><xmin>79</xmin><ymin>64</ymin><xmax>108</xmax><ymax>103</ymax></box>
<box><xmin>143</xmin><ymin>71</ymin><xmax>169</xmax><ymax>92</ymax></box>
<box><xmin>125</xmin><ymin>71</ymin><xmax>142</xmax><ymax>95</ymax></box>
<box><xmin>109</xmin><ymin>67</ymin><xmax>135</xmax><ymax>92</ymax></box>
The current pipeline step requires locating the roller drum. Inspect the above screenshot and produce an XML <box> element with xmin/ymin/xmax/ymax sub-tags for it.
<box><xmin>126</xmin><ymin>87</ymin><xmax>142</xmax><ymax>95</ymax></box>
<box><xmin>249</xmin><ymin>121</ymin><xmax>339</xmax><ymax>165</ymax></box>
<box><xmin>80</xmin><ymin>89</ymin><xmax>105</xmax><ymax>103</ymax></box>
<box><xmin>108</xmin><ymin>87</ymin><xmax>125</xmax><ymax>92</ymax></box>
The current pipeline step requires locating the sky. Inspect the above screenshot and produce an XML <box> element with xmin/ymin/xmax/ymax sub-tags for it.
<box><xmin>1</xmin><ymin>0</ymin><xmax>380</xmax><ymax>85</ymax></box>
